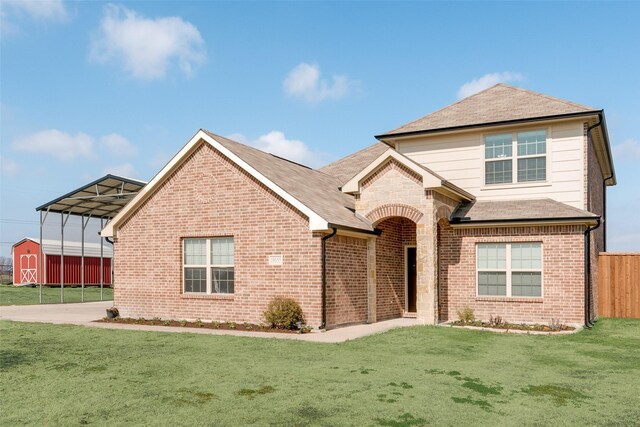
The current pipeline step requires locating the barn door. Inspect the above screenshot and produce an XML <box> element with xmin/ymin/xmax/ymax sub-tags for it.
<box><xmin>20</xmin><ymin>254</ymin><xmax>37</xmax><ymax>284</ymax></box>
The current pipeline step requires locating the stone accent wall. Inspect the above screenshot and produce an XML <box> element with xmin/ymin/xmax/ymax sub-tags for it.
<box><xmin>585</xmin><ymin>123</ymin><xmax>605</xmax><ymax>319</ymax></box>
<box><xmin>325</xmin><ymin>235</ymin><xmax>368</xmax><ymax>327</ymax></box>
<box><xmin>114</xmin><ymin>142</ymin><xmax>324</xmax><ymax>327</ymax></box>
<box><xmin>375</xmin><ymin>218</ymin><xmax>416</xmax><ymax>320</ymax></box>
<box><xmin>355</xmin><ymin>155</ymin><xmax>462</xmax><ymax>324</ymax></box>
<box><xmin>438</xmin><ymin>222</ymin><xmax>585</xmax><ymax>325</ymax></box>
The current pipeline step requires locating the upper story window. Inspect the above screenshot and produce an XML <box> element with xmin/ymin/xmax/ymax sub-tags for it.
<box><xmin>484</xmin><ymin>130</ymin><xmax>547</xmax><ymax>185</ymax></box>
<box><xmin>184</xmin><ymin>237</ymin><xmax>234</xmax><ymax>294</ymax></box>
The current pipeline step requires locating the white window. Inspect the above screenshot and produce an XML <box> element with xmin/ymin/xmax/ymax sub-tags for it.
<box><xmin>184</xmin><ymin>237</ymin><xmax>234</xmax><ymax>294</ymax></box>
<box><xmin>484</xmin><ymin>130</ymin><xmax>547</xmax><ymax>185</ymax></box>
<box><xmin>477</xmin><ymin>243</ymin><xmax>542</xmax><ymax>297</ymax></box>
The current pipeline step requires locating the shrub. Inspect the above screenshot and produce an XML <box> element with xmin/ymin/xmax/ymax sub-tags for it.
<box><xmin>457</xmin><ymin>307</ymin><xmax>475</xmax><ymax>324</ymax></box>
<box><xmin>264</xmin><ymin>297</ymin><xmax>305</xmax><ymax>329</ymax></box>
<box><xmin>106</xmin><ymin>306</ymin><xmax>119</xmax><ymax>319</ymax></box>
<box><xmin>489</xmin><ymin>315</ymin><xmax>505</xmax><ymax>327</ymax></box>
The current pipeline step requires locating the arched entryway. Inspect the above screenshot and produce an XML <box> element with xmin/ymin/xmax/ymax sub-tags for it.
<box><xmin>374</xmin><ymin>216</ymin><xmax>418</xmax><ymax>320</ymax></box>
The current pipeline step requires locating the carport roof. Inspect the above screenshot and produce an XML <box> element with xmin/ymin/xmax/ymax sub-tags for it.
<box><xmin>35</xmin><ymin>174</ymin><xmax>147</xmax><ymax>217</ymax></box>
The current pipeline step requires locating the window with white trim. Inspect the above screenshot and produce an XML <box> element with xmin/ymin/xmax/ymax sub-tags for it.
<box><xmin>184</xmin><ymin>237</ymin><xmax>234</xmax><ymax>294</ymax></box>
<box><xmin>477</xmin><ymin>243</ymin><xmax>542</xmax><ymax>297</ymax></box>
<box><xmin>484</xmin><ymin>130</ymin><xmax>547</xmax><ymax>185</ymax></box>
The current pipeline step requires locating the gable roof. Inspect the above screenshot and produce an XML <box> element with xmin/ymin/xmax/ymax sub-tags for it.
<box><xmin>378</xmin><ymin>84</ymin><xmax>599</xmax><ymax>138</ymax></box>
<box><xmin>203</xmin><ymin>131</ymin><xmax>374</xmax><ymax>232</ymax></box>
<box><xmin>341</xmin><ymin>148</ymin><xmax>475</xmax><ymax>201</ymax></box>
<box><xmin>102</xmin><ymin>130</ymin><xmax>374</xmax><ymax>238</ymax></box>
<box><xmin>319</xmin><ymin>142</ymin><xmax>389</xmax><ymax>185</ymax></box>
<box><xmin>450</xmin><ymin>198</ymin><xmax>599</xmax><ymax>227</ymax></box>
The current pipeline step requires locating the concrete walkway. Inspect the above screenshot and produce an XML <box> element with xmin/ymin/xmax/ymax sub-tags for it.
<box><xmin>0</xmin><ymin>301</ymin><xmax>419</xmax><ymax>343</ymax></box>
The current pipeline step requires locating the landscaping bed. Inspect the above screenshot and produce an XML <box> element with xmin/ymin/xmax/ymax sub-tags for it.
<box><xmin>96</xmin><ymin>316</ymin><xmax>311</xmax><ymax>334</ymax></box>
<box><xmin>449</xmin><ymin>320</ymin><xmax>575</xmax><ymax>332</ymax></box>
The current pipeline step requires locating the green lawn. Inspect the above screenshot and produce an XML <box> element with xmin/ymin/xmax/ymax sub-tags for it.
<box><xmin>0</xmin><ymin>285</ymin><xmax>113</xmax><ymax>306</ymax></box>
<box><xmin>1</xmin><ymin>319</ymin><xmax>639</xmax><ymax>426</ymax></box>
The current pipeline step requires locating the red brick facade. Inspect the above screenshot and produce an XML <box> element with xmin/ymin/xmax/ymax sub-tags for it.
<box><xmin>114</xmin><ymin>143</ymin><xmax>325</xmax><ymax>326</ymax></box>
<box><xmin>325</xmin><ymin>235</ymin><xmax>368</xmax><ymax>327</ymax></box>
<box><xmin>585</xmin><ymin>123</ymin><xmax>605</xmax><ymax>319</ymax></box>
<box><xmin>438</xmin><ymin>222</ymin><xmax>585</xmax><ymax>324</ymax></box>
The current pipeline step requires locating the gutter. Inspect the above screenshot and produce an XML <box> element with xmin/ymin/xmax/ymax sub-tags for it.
<box><xmin>320</xmin><ymin>228</ymin><xmax>337</xmax><ymax>329</ymax></box>
<box><xmin>375</xmin><ymin>110</ymin><xmax>604</xmax><ymax>142</ymax></box>
<box><xmin>584</xmin><ymin>218</ymin><xmax>602</xmax><ymax>328</ymax></box>
<box><xmin>449</xmin><ymin>216</ymin><xmax>599</xmax><ymax>227</ymax></box>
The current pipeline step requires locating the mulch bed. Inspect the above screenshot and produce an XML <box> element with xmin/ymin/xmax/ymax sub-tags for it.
<box><xmin>96</xmin><ymin>317</ymin><xmax>309</xmax><ymax>334</ymax></box>
<box><xmin>450</xmin><ymin>320</ymin><xmax>575</xmax><ymax>332</ymax></box>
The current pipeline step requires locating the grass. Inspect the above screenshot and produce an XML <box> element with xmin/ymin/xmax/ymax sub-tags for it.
<box><xmin>1</xmin><ymin>318</ymin><xmax>639</xmax><ymax>426</ymax></box>
<box><xmin>0</xmin><ymin>285</ymin><xmax>113</xmax><ymax>306</ymax></box>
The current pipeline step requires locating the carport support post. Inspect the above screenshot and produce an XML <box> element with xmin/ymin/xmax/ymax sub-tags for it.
<box><xmin>60</xmin><ymin>212</ymin><xmax>70</xmax><ymax>303</ymax></box>
<box><xmin>39</xmin><ymin>211</ymin><xmax>43</xmax><ymax>304</ymax></box>
<box><xmin>100</xmin><ymin>217</ymin><xmax>104</xmax><ymax>301</ymax></box>
<box><xmin>39</xmin><ymin>208</ymin><xmax>50</xmax><ymax>304</ymax></box>
<box><xmin>81</xmin><ymin>214</ymin><xmax>91</xmax><ymax>303</ymax></box>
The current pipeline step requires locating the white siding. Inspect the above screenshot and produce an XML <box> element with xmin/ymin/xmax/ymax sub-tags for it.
<box><xmin>397</xmin><ymin>121</ymin><xmax>585</xmax><ymax>209</ymax></box>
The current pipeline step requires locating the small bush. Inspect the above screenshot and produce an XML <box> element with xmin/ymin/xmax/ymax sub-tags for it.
<box><xmin>264</xmin><ymin>297</ymin><xmax>304</xmax><ymax>329</ymax></box>
<box><xmin>210</xmin><ymin>321</ymin><xmax>221</xmax><ymax>329</ymax></box>
<box><xmin>457</xmin><ymin>307</ymin><xmax>475</xmax><ymax>324</ymax></box>
<box><xmin>549</xmin><ymin>318</ymin><xmax>566</xmax><ymax>331</ymax></box>
<box><xmin>227</xmin><ymin>322</ymin><xmax>237</xmax><ymax>329</ymax></box>
<box><xmin>489</xmin><ymin>315</ymin><xmax>505</xmax><ymax>327</ymax></box>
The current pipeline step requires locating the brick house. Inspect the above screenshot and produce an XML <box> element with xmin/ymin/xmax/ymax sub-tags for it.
<box><xmin>102</xmin><ymin>84</ymin><xmax>615</xmax><ymax>328</ymax></box>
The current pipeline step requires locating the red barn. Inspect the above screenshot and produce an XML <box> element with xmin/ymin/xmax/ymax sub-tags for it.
<box><xmin>12</xmin><ymin>237</ymin><xmax>112</xmax><ymax>285</ymax></box>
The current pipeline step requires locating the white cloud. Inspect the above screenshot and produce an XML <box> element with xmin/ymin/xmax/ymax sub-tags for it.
<box><xmin>103</xmin><ymin>163</ymin><xmax>137</xmax><ymax>178</ymax></box>
<box><xmin>100</xmin><ymin>133</ymin><xmax>137</xmax><ymax>158</ymax></box>
<box><xmin>613</xmin><ymin>138</ymin><xmax>640</xmax><ymax>161</ymax></box>
<box><xmin>90</xmin><ymin>4</ymin><xmax>206</xmax><ymax>80</ymax></box>
<box><xmin>283</xmin><ymin>63</ymin><xmax>353</xmax><ymax>103</ymax></box>
<box><xmin>457</xmin><ymin>72</ymin><xmax>525</xmax><ymax>99</ymax></box>
<box><xmin>0</xmin><ymin>156</ymin><xmax>20</xmax><ymax>176</ymax></box>
<box><xmin>229</xmin><ymin>131</ymin><xmax>327</xmax><ymax>167</ymax></box>
<box><xmin>12</xmin><ymin>129</ymin><xmax>94</xmax><ymax>161</ymax></box>
<box><xmin>3</xmin><ymin>0</ymin><xmax>67</xmax><ymax>21</ymax></box>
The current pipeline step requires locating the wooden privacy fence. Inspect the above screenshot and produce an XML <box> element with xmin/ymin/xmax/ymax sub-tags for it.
<box><xmin>599</xmin><ymin>253</ymin><xmax>640</xmax><ymax>318</ymax></box>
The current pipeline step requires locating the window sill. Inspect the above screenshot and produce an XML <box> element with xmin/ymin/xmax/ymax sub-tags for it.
<box><xmin>476</xmin><ymin>296</ymin><xmax>543</xmax><ymax>303</ymax></box>
<box><xmin>181</xmin><ymin>293</ymin><xmax>235</xmax><ymax>301</ymax></box>
<box><xmin>480</xmin><ymin>181</ymin><xmax>551</xmax><ymax>191</ymax></box>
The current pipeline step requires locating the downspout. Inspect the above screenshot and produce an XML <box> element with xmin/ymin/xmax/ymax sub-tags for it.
<box><xmin>585</xmin><ymin>116</ymin><xmax>613</xmax><ymax>328</ymax></box>
<box><xmin>584</xmin><ymin>218</ymin><xmax>601</xmax><ymax>328</ymax></box>
<box><xmin>320</xmin><ymin>228</ymin><xmax>337</xmax><ymax>330</ymax></box>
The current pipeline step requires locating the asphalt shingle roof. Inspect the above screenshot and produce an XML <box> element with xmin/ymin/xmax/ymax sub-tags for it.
<box><xmin>381</xmin><ymin>84</ymin><xmax>598</xmax><ymax>137</ymax></box>
<box><xmin>319</xmin><ymin>142</ymin><xmax>389</xmax><ymax>185</ymax></box>
<box><xmin>203</xmin><ymin>130</ymin><xmax>374</xmax><ymax>231</ymax></box>
<box><xmin>450</xmin><ymin>198</ymin><xmax>598</xmax><ymax>224</ymax></box>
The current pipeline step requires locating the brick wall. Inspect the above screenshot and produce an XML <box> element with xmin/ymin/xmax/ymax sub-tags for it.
<box><xmin>114</xmin><ymin>142</ymin><xmax>324</xmax><ymax>327</ymax></box>
<box><xmin>376</xmin><ymin>217</ymin><xmax>417</xmax><ymax>320</ymax></box>
<box><xmin>439</xmin><ymin>222</ymin><xmax>585</xmax><ymax>325</ymax></box>
<box><xmin>585</xmin><ymin>123</ymin><xmax>605</xmax><ymax>319</ymax></box>
<box><xmin>325</xmin><ymin>235</ymin><xmax>368</xmax><ymax>327</ymax></box>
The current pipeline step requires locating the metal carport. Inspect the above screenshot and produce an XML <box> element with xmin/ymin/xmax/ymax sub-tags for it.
<box><xmin>35</xmin><ymin>174</ymin><xmax>146</xmax><ymax>303</ymax></box>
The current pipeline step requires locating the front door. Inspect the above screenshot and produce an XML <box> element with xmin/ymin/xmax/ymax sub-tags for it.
<box><xmin>406</xmin><ymin>247</ymin><xmax>417</xmax><ymax>313</ymax></box>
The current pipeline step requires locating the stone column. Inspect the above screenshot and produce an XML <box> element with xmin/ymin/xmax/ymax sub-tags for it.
<box><xmin>367</xmin><ymin>237</ymin><xmax>377</xmax><ymax>323</ymax></box>
<box><xmin>416</xmin><ymin>198</ymin><xmax>438</xmax><ymax>324</ymax></box>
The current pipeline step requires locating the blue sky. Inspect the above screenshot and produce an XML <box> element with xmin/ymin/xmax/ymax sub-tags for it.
<box><xmin>1</xmin><ymin>0</ymin><xmax>639</xmax><ymax>257</ymax></box>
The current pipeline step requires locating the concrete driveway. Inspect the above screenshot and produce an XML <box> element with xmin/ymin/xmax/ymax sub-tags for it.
<box><xmin>0</xmin><ymin>302</ymin><xmax>419</xmax><ymax>342</ymax></box>
<box><xmin>0</xmin><ymin>301</ymin><xmax>112</xmax><ymax>325</ymax></box>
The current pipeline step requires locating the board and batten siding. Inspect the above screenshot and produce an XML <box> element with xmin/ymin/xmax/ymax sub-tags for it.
<box><xmin>396</xmin><ymin>120</ymin><xmax>585</xmax><ymax>209</ymax></box>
